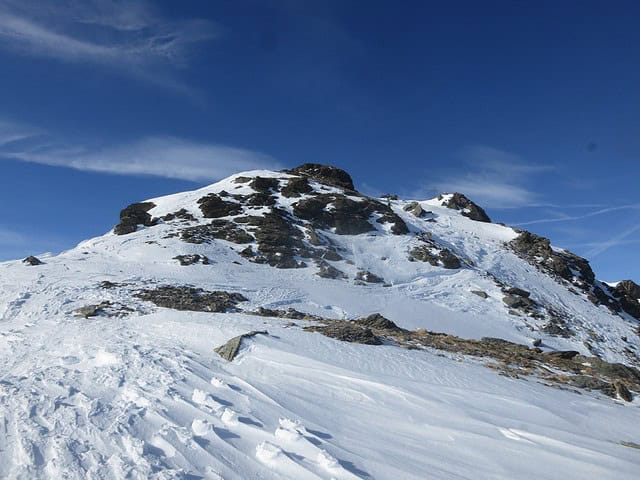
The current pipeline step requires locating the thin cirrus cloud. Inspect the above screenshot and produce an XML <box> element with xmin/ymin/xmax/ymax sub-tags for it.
<box><xmin>0</xmin><ymin>0</ymin><xmax>217</xmax><ymax>93</ymax></box>
<box><xmin>0</xmin><ymin>118</ymin><xmax>280</xmax><ymax>182</ymax></box>
<box><xmin>428</xmin><ymin>145</ymin><xmax>554</xmax><ymax>208</ymax></box>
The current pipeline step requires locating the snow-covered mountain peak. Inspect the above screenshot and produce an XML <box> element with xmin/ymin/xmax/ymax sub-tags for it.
<box><xmin>2</xmin><ymin>164</ymin><xmax>640</xmax><ymax>479</ymax></box>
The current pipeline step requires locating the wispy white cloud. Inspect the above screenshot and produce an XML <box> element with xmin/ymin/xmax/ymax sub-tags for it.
<box><xmin>585</xmin><ymin>223</ymin><xmax>640</xmax><ymax>258</ymax></box>
<box><xmin>0</xmin><ymin>118</ymin><xmax>41</xmax><ymax>146</ymax></box>
<box><xmin>512</xmin><ymin>204</ymin><xmax>640</xmax><ymax>227</ymax></box>
<box><xmin>427</xmin><ymin>145</ymin><xmax>553</xmax><ymax>207</ymax></box>
<box><xmin>0</xmin><ymin>117</ymin><xmax>279</xmax><ymax>182</ymax></box>
<box><xmin>0</xmin><ymin>0</ymin><xmax>216</xmax><ymax>93</ymax></box>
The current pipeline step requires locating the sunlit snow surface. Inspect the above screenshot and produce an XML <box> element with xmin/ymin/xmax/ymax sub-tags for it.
<box><xmin>1</xmin><ymin>170</ymin><xmax>638</xmax><ymax>479</ymax></box>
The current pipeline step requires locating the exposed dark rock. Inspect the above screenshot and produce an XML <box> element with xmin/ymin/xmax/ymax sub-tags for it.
<box><xmin>197</xmin><ymin>194</ymin><xmax>242</xmax><ymax>218</ymax></box>
<box><xmin>252</xmin><ymin>307</ymin><xmax>326</xmax><ymax>321</ymax></box>
<box><xmin>614</xmin><ymin>381</ymin><xmax>633</xmax><ymax>402</ymax></box>
<box><xmin>568</xmin><ymin>375</ymin><xmax>614</xmax><ymax>393</ymax></box>
<box><xmin>215</xmin><ymin>331</ymin><xmax>268</xmax><ymax>361</ymax></box>
<box><xmin>403</xmin><ymin>201</ymin><xmax>425</xmax><ymax>217</ymax></box>
<box><xmin>180</xmin><ymin>220</ymin><xmax>254</xmax><ymax>245</ymax></box>
<box><xmin>73</xmin><ymin>302</ymin><xmax>110</xmax><ymax>318</ymax></box>
<box><xmin>317</xmin><ymin>261</ymin><xmax>347</xmax><ymax>279</ymax></box>
<box><xmin>250</xmin><ymin>176</ymin><xmax>280</xmax><ymax>193</ymax></box>
<box><xmin>502</xmin><ymin>295</ymin><xmax>534</xmax><ymax>309</ymax></box>
<box><xmin>610</xmin><ymin>280</ymin><xmax>640</xmax><ymax>319</ymax></box>
<box><xmin>615</xmin><ymin>280</ymin><xmax>640</xmax><ymax>299</ymax></box>
<box><xmin>292</xmin><ymin>192</ymin><xmax>408</xmax><ymax>236</ymax></box>
<box><xmin>480</xmin><ymin>337</ymin><xmax>516</xmax><ymax>346</ymax></box>
<box><xmin>409</xmin><ymin>239</ymin><xmax>462</xmax><ymax>269</ymax></box>
<box><xmin>471</xmin><ymin>290</ymin><xmax>488</xmax><ymax>299</ymax></box>
<box><xmin>543</xmin><ymin>350</ymin><xmax>580</xmax><ymax>360</ymax></box>
<box><xmin>317</xmin><ymin>248</ymin><xmax>342</xmax><ymax>261</ymax></box>
<box><xmin>284</xmin><ymin>164</ymin><xmax>355</xmax><ymax>190</ymax></box>
<box><xmin>505</xmin><ymin>287</ymin><xmax>530</xmax><ymax>298</ymax></box>
<box><xmin>355</xmin><ymin>270</ymin><xmax>385</xmax><ymax>284</ymax></box>
<box><xmin>136</xmin><ymin>286</ymin><xmax>247</xmax><ymax>312</ymax></box>
<box><xmin>439</xmin><ymin>193</ymin><xmax>491</xmax><ymax>222</ymax></box>
<box><xmin>541</xmin><ymin>320</ymin><xmax>573</xmax><ymax>338</ymax></box>
<box><xmin>114</xmin><ymin>202</ymin><xmax>156</xmax><ymax>235</ymax></box>
<box><xmin>173</xmin><ymin>254</ymin><xmax>210</xmax><ymax>266</ymax></box>
<box><xmin>242</xmin><ymin>192</ymin><xmax>277</xmax><ymax>207</ymax></box>
<box><xmin>23</xmin><ymin>256</ymin><xmax>44</xmax><ymax>266</ymax></box>
<box><xmin>281</xmin><ymin>176</ymin><xmax>313</xmax><ymax>198</ymax></box>
<box><xmin>376</xmin><ymin>210</ymin><xmax>410</xmax><ymax>235</ymax></box>
<box><xmin>532</xmin><ymin>338</ymin><xmax>542</xmax><ymax>347</ymax></box>
<box><xmin>233</xmin><ymin>176</ymin><xmax>252</xmax><ymax>184</ymax></box>
<box><xmin>99</xmin><ymin>280</ymin><xmax>122</xmax><ymax>289</ymax></box>
<box><xmin>72</xmin><ymin>301</ymin><xmax>133</xmax><ymax>318</ymax></box>
<box><xmin>306</xmin><ymin>227</ymin><xmax>322</xmax><ymax>246</ymax></box>
<box><xmin>354</xmin><ymin>313</ymin><xmax>403</xmax><ymax>331</ymax></box>
<box><xmin>305</xmin><ymin>323</ymin><xmax>382</xmax><ymax>345</ymax></box>
<box><xmin>241</xmin><ymin>209</ymin><xmax>308</xmax><ymax>268</ymax></box>
<box><xmin>507</xmin><ymin>230</ymin><xmax>634</xmax><ymax>317</ymax></box>
<box><xmin>162</xmin><ymin>209</ymin><xmax>196</xmax><ymax>222</ymax></box>
<box><xmin>510</xmin><ymin>231</ymin><xmax>595</xmax><ymax>285</ymax></box>
<box><xmin>621</xmin><ymin>441</ymin><xmax>640</xmax><ymax>449</ymax></box>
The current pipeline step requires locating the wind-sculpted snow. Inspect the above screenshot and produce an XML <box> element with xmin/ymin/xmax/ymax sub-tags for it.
<box><xmin>1</xmin><ymin>165</ymin><xmax>640</xmax><ymax>478</ymax></box>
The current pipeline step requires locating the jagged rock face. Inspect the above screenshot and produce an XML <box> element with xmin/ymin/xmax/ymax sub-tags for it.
<box><xmin>408</xmin><ymin>234</ymin><xmax>461</xmax><ymax>269</ymax></box>
<box><xmin>439</xmin><ymin>193</ymin><xmax>491</xmax><ymax>222</ymax></box>
<box><xmin>293</xmin><ymin>194</ymin><xmax>408</xmax><ymax>235</ymax></box>
<box><xmin>616</xmin><ymin>280</ymin><xmax>640</xmax><ymax>299</ymax></box>
<box><xmin>610</xmin><ymin>280</ymin><xmax>640</xmax><ymax>319</ymax></box>
<box><xmin>197</xmin><ymin>194</ymin><xmax>243</xmax><ymax>218</ymax></box>
<box><xmin>180</xmin><ymin>220</ymin><xmax>254</xmax><ymax>245</ymax></box>
<box><xmin>114</xmin><ymin>202</ymin><xmax>157</xmax><ymax>235</ymax></box>
<box><xmin>283</xmin><ymin>163</ymin><xmax>355</xmax><ymax>190</ymax></box>
<box><xmin>239</xmin><ymin>209</ymin><xmax>308</xmax><ymax>269</ymax></box>
<box><xmin>281</xmin><ymin>176</ymin><xmax>313</xmax><ymax>198</ymax></box>
<box><xmin>509</xmin><ymin>230</ymin><xmax>640</xmax><ymax>319</ymax></box>
<box><xmin>510</xmin><ymin>231</ymin><xmax>595</xmax><ymax>284</ymax></box>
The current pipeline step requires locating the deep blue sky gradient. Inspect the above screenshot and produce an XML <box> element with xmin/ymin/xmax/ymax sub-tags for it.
<box><xmin>0</xmin><ymin>0</ymin><xmax>638</xmax><ymax>281</ymax></box>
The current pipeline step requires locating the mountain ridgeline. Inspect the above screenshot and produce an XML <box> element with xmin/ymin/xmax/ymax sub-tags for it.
<box><xmin>113</xmin><ymin>163</ymin><xmax>640</xmax><ymax>324</ymax></box>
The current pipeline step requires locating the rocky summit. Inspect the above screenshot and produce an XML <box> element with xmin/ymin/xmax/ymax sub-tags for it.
<box><xmin>1</xmin><ymin>164</ymin><xmax>640</xmax><ymax>480</ymax></box>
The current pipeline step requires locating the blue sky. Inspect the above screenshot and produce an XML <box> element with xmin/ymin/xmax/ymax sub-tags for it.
<box><xmin>0</xmin><ymin>0</ymin><xmax>638</xmax><ymax>281</ymax></box>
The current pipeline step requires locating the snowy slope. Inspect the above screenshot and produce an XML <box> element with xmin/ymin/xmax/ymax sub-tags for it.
<box><xmin>1</xmin><ymin>165</ymin><xmax>639</xmax><ymax>479</ymax></box>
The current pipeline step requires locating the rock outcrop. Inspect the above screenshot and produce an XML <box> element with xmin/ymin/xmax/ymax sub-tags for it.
<box><xmin>114</xmin><ymin>202</ymin><xmax>156</xmax><ymax>235</ymax></box>
<box><xmin>508</xmin><ymin>230</ymin><xmax>639</xmax><ymax>319</ymax></box>
<box><xmin>136</xmin><ymin>286</ymin><xmax>247</xmax><ymax>312</ymax></box>
<box><xmin>23</xmin><ymin>256</ymin><xmax>44</xmax><ymax>266</ymax></box>
<box><xmin>215</xmin><ymin>331</ymin><xmax>268</xmax><ymax>361</ymax></box>
<box><xmin>283</xmin><ymin>163</ymin><xmax>355</xmax><ymax>190</ymax></box>
<box><xmin>439</xmin><ymin>193</ymin><xmax>491</xmax><ymax>222</ymax></box>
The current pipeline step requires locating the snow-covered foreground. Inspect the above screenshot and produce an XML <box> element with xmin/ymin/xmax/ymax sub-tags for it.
<box><xmin>1</xmin><ymin>166</ymin><xmax>639</xmax><ymax>478</ymax></box>
<box><xmin>2</xmin><ymin>304</ymin><xmax>640</xmax><ymax>479</ymax></box>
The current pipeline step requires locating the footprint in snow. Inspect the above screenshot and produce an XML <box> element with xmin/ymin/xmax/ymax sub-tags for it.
<box><xmin>210</xmin><ymin>377</ymin><xmax>226</xmax><ymax>388</ymax></box>
<box><xmin>191</xmin><ymin>419</ymin><xmax>212</xmax><ymax>436</ymax></box>
<box><xmin>191</xmin><ymin>389</ymin><xmax>225</xmax><ymax>411</ymax></box>
<box><xmin>220</xmin><ymin>408</ymin><xmax>239</xmax><ymax>426</ymax></box>
<box><xmin>275</xmin><ymin>418</ymin><xmax>363</xmax><ymax>480</ymax></box>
